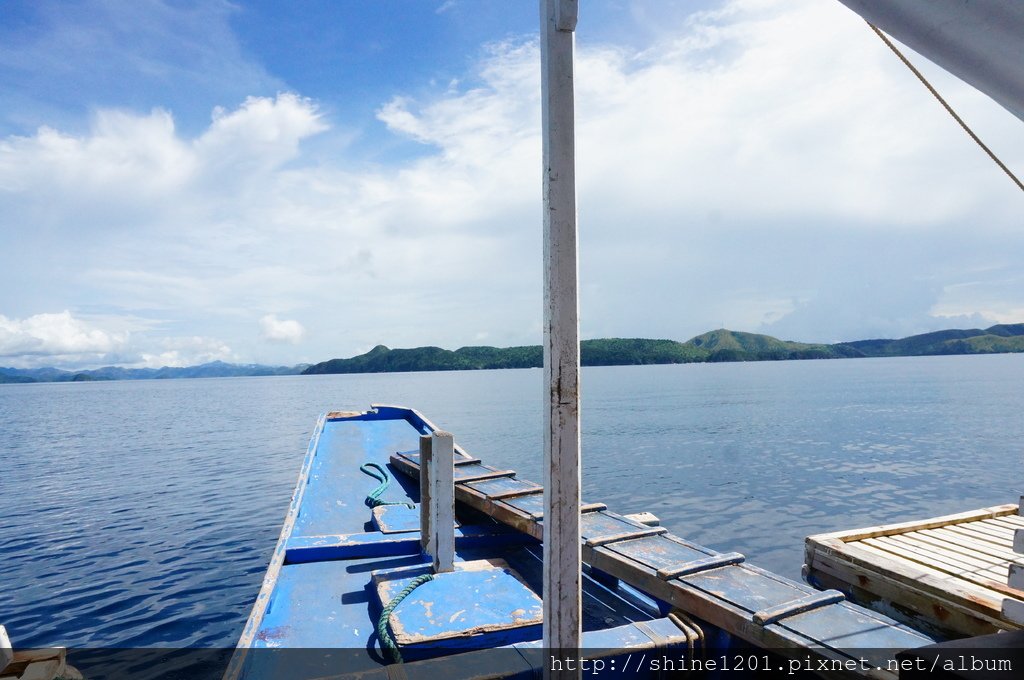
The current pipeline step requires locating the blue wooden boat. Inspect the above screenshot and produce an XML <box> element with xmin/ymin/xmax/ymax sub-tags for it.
<box><xmin>226</xmin><ymin>3</ymin><xmax>1024</xmax><ymax>676</ymax></box>
<box><xmin>227</xmin><ymin>405</ymin><xmax>938</xmax><ymax>679</ymax></box>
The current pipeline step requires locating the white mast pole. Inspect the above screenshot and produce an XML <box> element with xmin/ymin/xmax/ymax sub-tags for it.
<box><xmin>541</xmin><ymin>0</ymin><xmax>581</xmax><ymax>670</ymax></box>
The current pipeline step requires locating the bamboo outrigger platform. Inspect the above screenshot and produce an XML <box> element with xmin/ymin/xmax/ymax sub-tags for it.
<box><xmin>804</xmin><ymin>504</ymin><xmax>1024</xmax><ymax>639</ymax></box>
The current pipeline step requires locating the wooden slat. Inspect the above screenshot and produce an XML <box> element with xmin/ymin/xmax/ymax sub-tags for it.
<box><xmin>752</xmin><ymin>590</ymin><xmax>845</xmax><ymax>626</ymax></box>
<box><xmin>487</xmin><ymin>487</ymin><xmax>543</xmax><ymax>501</ymax></box>
<box><xmin>883</xmin><ymin>534</ymin><xmax>1007</xmax><ymax>573</ymax></box>
<box><xmin>808</xmin><ymin>537</ymin><xmax>1006</xmax><ymax>612</ymax></box>
<box><xmin>864</xmin><ymin>536</ymin><xmax>1008</xmax><ymax>582</ymax></box>
<box><xmin>529</xmin><ymin>502</ymin><xmax>606</xmax><ymax>521</ymax></box>
<box><xmin>977</xmin><ymin>518</ymin><xmax>1018</xmax><ymax>535</ymax></box>
<box><xmin>656</xmin><ymin>552</ymin><xmax>745</xmax><ymax>580</ymax></box>
<box><xmin>585</xmin><ymin>527</ymin><xmax>667</xmax><ymax>548</ymax></box>
<box><xmin>806</xmin><ymin>555</ymin><xmax>1006</xmax><ymax>637</ymax></box>
<box><xmin>455</xmin><ymin>470</ymin><xmax>517</xmax><ymax>484</ymax></box>
<box><xmin>894</xmin><ymin>532</ymin><xmax>1013</xmax><ymax>570</ymax></box>
<box><xmin>988</xmin><ymin>516</ymin><xmax>1024</xmax><ymax>530</ymax></box>
<box><xmin>940</xmin><ymin>523</ymin><xmax>1015</xmax><ymax>549</ymax></box>
<box><xmin>391</xmin><ymin>451</ymin><xmax>931</xmax><ymax>674</ymax></box>
<box><xmin>924</xmin><ymin>527</ymin><xmax>1022</xmax><ymax>561</ymax></box>
<box><xmin>950</xmin><ymin>521</ymin><xmax>1014</xmax><ymax>542</ymax></box>
<box><xmin>808</xmin><ymin>504</ymin><xmax>1019</xmax><ymax>543</ymax></box>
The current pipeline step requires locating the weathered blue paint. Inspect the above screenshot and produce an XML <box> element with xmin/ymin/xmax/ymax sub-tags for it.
<box><xmin>284</xmin><ymin>525</ymin><xmax>536</xmax><ymax>564</ymax></box>
<box><xmin>231</xmin><ymin>405</ymin><xmax>936</xmax><ymax>680</ymax></box>
<box><xmin>292</xmin><ymin>418</ymin><xmax>421</xmax><ymax>538</ymax></box>
<box><xmin>372</xmin><ymin>560</ymin><xmax>544</xmax><ymax>652</ymax></box>
<box><xmin>371</xmin><ymin>503</ymin><xmax>428</xmax><ymax>533</ymax></box>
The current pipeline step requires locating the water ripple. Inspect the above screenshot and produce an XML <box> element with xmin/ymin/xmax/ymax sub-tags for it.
<box><xmin>1</xmin><ymin>356</ymin><xmax>1022</xmax><ymax>649</ymax></box>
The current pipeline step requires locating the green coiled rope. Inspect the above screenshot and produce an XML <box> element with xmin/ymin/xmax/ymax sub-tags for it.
<box><xmin>377</xmin><ymin>573</ymin><xmax>435</xmax><ymax>663</ymax></box>
<box><xmin>359</xmin><ymin>462</ymin><xmax>414</xmax><ymax>509</ymax></box>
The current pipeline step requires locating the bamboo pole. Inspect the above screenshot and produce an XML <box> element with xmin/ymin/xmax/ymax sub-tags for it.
<box><xmin>540</xmin><ymin>0</ymin><xmax>582</xmax><ymax>668</ymax></box>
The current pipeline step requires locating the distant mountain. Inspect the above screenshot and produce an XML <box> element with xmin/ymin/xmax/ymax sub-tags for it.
<box><xmin>303</xmin><ymin>324</ymin><xmax>1024</xmax><ymax>375</ymax></box>
<box><xmin>5</xmin><ymin>323</ymin><xmax>1022</xmax><ymax>384</ymax></box>
<box><xmin>837</xmin><ymin>323</ymin><xmax>1024</xmax><ymax>357</ymax></box>
<box><xmin>0</xmin><ymin>361</ymin><xmax>307</xmax><ymax>384</ymax></box>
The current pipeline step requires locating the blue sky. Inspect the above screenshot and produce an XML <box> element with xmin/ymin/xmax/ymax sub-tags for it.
<box><xmin>1</xmin><ymin>0</ymin><xmax>1021</xmax><ymax>369</ymax></box>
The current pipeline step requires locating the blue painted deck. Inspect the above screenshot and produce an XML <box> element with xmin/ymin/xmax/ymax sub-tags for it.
<box><xmin>229</xmin><ymin>405</ymin><xmax>938</xmax><ymax>680</ymax></box>
<box><xmin>227</xmin><ymin>406</ymin><xmax>688</xmax><ymax>680</ymax></box>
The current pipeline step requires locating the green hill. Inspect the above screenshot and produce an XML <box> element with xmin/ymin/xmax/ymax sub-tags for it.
<box><xmin>838</xmin><ymin>324</ymin><xmax>1024</xmax><ymax>357</ymax></box>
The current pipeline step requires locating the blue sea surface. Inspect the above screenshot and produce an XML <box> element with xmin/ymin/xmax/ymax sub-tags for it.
<box><xmin>1</xmin><ymin>354</ymin><xmax>1021</xmax><ymax>649</ymax></box>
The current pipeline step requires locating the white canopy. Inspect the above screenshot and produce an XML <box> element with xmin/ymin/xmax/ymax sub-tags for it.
<box><xmin>837</xmin><ymin>0</ymin><xmax>1024</xmax><ymax>122</ymax></box>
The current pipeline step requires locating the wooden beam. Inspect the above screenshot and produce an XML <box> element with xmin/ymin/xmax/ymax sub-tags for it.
<box><xmin>541</xmin><ymin>0</ymin><xmax>581</xmax><ymax>664</ymax></box>
<box><xmin>429</xmin><ymin>431</ymin><xmax>455</xmax><ymax>573</ymax></box>
<box><xmin>419</xmin><ymin>435</ymin><xmax>432</xmax><ymax>555</ymax></box>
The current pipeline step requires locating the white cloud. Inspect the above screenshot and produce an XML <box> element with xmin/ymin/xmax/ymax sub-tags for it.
<box><xmin>0</xmin><ymin>311</ymin><xmax>126</xmax><ymax>359</ymax></box>
<box><xmin>260</xmin><ymin>315</ymin><xmax>306</xmax><ymax>344</ymax></box>
<box><xmin>137</xmin><ymin>336</ymin><xmax>235</xmax><ymax>368</ymax></box>
<box><xmin>1</xmin><ymin>0</ymin><xmax>1021</xmax><ymax>368</ymax></box>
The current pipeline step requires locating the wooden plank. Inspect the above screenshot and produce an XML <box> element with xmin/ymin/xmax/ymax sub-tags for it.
<box><xmin>804</xmin><ymin>560</ymin><xmax>1002</xmax><ymax>639</ymax></box>
<box><xmin>977</xmin><ymin>518</ymin><xmax>1018</xmax><ymax>535</ymax></box>
<box><xmin>622</xmin><ymin>511</ymin><xmax>660</xmax><ymax>527</ymax></box>
<box><xmin>808</xmin><ymin>504</ymin><xmax>1019</xmax><ymax>543</ymax></box>
<box><xmin>390</xmin><ymin>450</ymin><xmax>932</xmax><ymax>673</ymax></box>
<box><xmin>541</xmin><ymin>0</ymin><xmax>582</xmax><ymax>662</ymax></box>
<box><xmin>939</xmin><ymin>523</ymin><xmax>1015</xmax><ymax>549</ymax></box>
<box><xmin>985</xmin><ymin>517</ymin><xmax>1024</xmax><ymax>532</ymax></box>
<box><xmin>752</xmin><ymin>590</ymin><xmax>845</xmax><ymax>626</ymax></box>
<box><xmin>864</xmin><ymin>536</ymin><xmax>1008</xmax><ymax>583</ymax></box>
<box><xmin>657</xmin><ymin>552</ymin><xmax>745</xmax><ymax>580</ymax></box>
<box><xmin>585</xmin><ymin>539</ymin><xmax>928</xmax><ymax>674</ymax></box>
<box><xmin>464</xmin><ymin>476</ymin><xmax>541</xmax><ymax>498</ymax></box>
<box><xmin>485</xmin><ymin>486</ymin><xmax>543</xmax><ymax>501</ymax></box>
<box><xmin>808</xmin><ymin>538</ymin><xmax>1013</xmax><ymax>625</ymax></box>
<box><xmin>946</xmin><ymin>521</ymin><xmax>1017</xmax><ymax>546</ymax></box>
<box><xmin>584</xmin><ymin>527</ymin><xmax>667</xmax><ymax>548</ymax></box>
<box><xmin>807</xmin><ymin>537</ymin><xmax>1007</xmax><ymax>612</ymax></box>
<box><xmin>418</xmin><ymin>435</ymin><xmax>431</xmax><ymax>553</ymax></box>
<box><xmin>455</xmin><ymin>470</ymin><xmax>517</xmax><ymax>484</ymax></box>
<box><xmin>890</xmin><ymin>533</ymin><xmax>1012</xmax><ymax>571</ymax></box>
<box><xmin>429</xmin><ymin>430</ymin><xmax>455</xmax><ymax>573</ymax></box>
<box><xmin>922</xmin><ymin>527</ymin><xmax>1023</xmax><ymax>562</ymax></box>
<box><xmin>528</xmin><ymin>502</ymin><xmax>607</xmax><ymax>521</ymax></box>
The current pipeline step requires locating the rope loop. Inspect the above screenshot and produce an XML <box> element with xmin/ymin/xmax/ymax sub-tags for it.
<box><xmin>377</xmin><ymin>573</ymin><xmax>435</xmax><ymax>663</ymax></box>
<box><xmin>359</xmin><ymin>462</ymin><xmax>414</xmax><ymax>509</ymax></box>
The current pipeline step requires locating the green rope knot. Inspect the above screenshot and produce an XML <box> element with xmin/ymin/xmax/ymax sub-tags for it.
<box><xmin>377</xmin><ymin>573</ymin><xmax>435</xmax><ymax>663</ymax></box>
<box><xmin>359</xmin><ymin>462</ymin><xmax>414</xmax><ymax>509</ymax></box>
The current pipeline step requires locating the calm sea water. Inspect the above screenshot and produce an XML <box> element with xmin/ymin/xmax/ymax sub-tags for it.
<box><xmin>1</xmin><ymin>355</ymin><xmax>1022</xmax><ymax>649</ymax></box>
